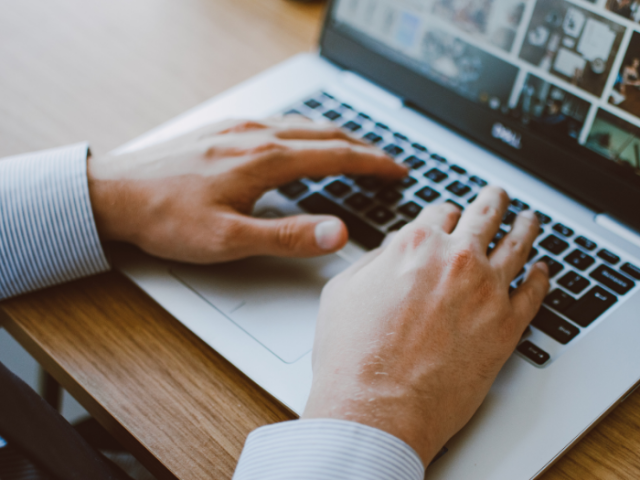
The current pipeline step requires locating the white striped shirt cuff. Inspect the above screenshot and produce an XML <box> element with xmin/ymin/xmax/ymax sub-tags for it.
<box><xmin>0</xmin><ymin>144</ymin><xmax>110</xmax><ymax>300</ymax></box>
<box><xmin>233</xmin><ymin>419</ymin><xmax>425</xmax><ymax>480</ymax></box>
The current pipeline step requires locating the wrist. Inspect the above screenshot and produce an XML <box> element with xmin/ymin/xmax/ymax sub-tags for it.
<box><xmin>302</xmin><ymin>376</ymin><xmax>443</xmax><ymax>467</ymax></box>
<box><xmin>87</xmin><ymin>155</ymin><xmax>133</xmax><ymax>243</ymax></box>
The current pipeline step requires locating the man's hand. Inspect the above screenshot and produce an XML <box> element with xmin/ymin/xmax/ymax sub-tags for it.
<box><xmin>302</xmin><ymin>187</ymin><xmax>550</xmax><ymax>466</ymax></box>
<box><xmin>87</xmin><ymin>117</ymin><xmax>407</xmax><ymax>263</ymax></box>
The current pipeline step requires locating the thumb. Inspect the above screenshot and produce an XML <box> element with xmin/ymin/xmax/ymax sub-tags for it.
<box><xmin>236</xmin><ymin>215</ymin><xmax>348</xmax><ymax>258</ymax></box>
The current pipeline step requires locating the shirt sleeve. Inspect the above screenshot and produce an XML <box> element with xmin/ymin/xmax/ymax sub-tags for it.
<box><xmin>233</xmin><ymin>419</ymin><xmax>425</xmax><ymax>480</ymax></box>
<box><xmin>0</xmin><ymin>144</ymin><xmax>110</xmax><ymax>300</ymax></box>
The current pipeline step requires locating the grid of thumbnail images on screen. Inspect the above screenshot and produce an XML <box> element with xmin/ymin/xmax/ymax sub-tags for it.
<box><xmin>335</xmin><ymin>0</ymin><xmax>640</xmax><ymax>176</ymax></box>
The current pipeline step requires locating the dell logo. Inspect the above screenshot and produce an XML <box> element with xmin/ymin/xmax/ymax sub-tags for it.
<box><xmin>492</xmin><ymin>122</ymin><xmax>522</xmax><ymax>150</ymax></box>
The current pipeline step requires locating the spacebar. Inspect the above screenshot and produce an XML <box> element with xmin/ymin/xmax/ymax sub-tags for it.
<box><xmin>298</xmin><ymin>193</ymin><xmax>385</xmax><ymax>250</ymax></box>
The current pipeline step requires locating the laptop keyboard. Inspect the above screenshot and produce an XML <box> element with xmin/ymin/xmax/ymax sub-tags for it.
<box><xmin>278</xmin><ymin>91</ymin><xmax>640</xmax><ymax>367</ymax></box>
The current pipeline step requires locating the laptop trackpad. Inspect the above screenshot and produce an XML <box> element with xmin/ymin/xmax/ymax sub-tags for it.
<box><xmin>170</xmin><ymin>254</ymin><xmax>350</xmax><ymax>364</ymax></box>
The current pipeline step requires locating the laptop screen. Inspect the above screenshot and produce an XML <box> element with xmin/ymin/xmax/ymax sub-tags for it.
<box><xmin>321</xmin><ymin>0</ymin><xmax>640</xmax><ymax>231</ymax></box>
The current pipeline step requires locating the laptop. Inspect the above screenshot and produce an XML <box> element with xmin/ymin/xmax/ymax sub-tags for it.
<box><xmin>112</xmin><ymin>0</ymin><xmax>640</xmax><ymax>478</ymax></box>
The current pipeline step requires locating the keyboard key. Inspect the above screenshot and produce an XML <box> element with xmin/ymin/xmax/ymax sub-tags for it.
<box><xmin>469</xmin><ymin>176</ymin><xmax>488</xmax><ymax>187</ymax></box>
<box><xmin>356</xmin><ymin>176</ymin><xmax>384</xmax><ymax>191</ymax></box>
<box><xmin>446</xmin><ymin>200</ymin><xmax>464</xmax><ymax>211</ymax></box>
<box><xmin>324</xmin><ymin>180</ymin><xmax>352</xmax><ymax>198</ymax></box>
<box><xmin>393</xmin><ymin>132</ymin><xmax>409</xmax><ymax>142</ymax></box>
<box><xmin>511</xmin><ymin>199</ymin><xmax>530</xmax><ymax>210</ymax></box>
<box><xmin>376</xmin><ymin>189</ymin><xmax>403</xmax><ymax>205</ymax></box>
<box><xmin>539</xmin><ymin>235</ymin><xmax>569</xmax><ymax>255</ymax></box>
<box><xmin>575</xmin><ymin>236</ymin><xmax>597</xmax><ymax>251</ymax></box>
<box><xmin>299</xmin><ymin>193</ymin><xmax>384</xmax><ymax>250</ymax></box>
<box><xmin>502</xmin><ymin>210</ymin><xmax>516</xmax><ymax>225</ymax></box>
<box><xmin>363</xmin><ymin>132</ymin><xmax>383</xmax><ymax>144</ymax></box>
<box><xmin>517</xmin><ymin>341</ymin><xmax>550</xmax><ymax>366</ymax></box>
<box><xmin>284</xmin><ymin>109</ymin><xmax>302</xmax><ymax>116</ymax></box>
<box><xmin>450</xmin><ymin>165</ymin><xmax>467</xmax><ymax>175</ymax></box>
<box><xmin>396</xmin><ymin>176</ymin><xmax>418</xmax><ymax>189</ymax></box>
<box><xmin>425</xmin><ymin>168</ymin><xmax>449</xmax><ymax>183</ymax></box>
<box><xmin>590</xmin><ymin>265</ymin><xmax>635</xmax><ymax>295</ymax></box>
<box><xmin>565</xmin><ymin>286</ymin><xmax>618</xmax><ymax>327</ymax></box>
<box><xmin>278</xmin><ymin>180</ymin><xmax>309</xmax><ymax>199</ymax></box>
<box><xmin>621</xmin><ymin>263</ymin><xmax>640</xmax><ymax>280</ymax></box>
<box><xmin>531</xmin><ymin>307</ymin><xmax>580</xmax><ymax>345</ymax></box>
<box><xmin>342</xmin><ymin>121</ymin><xmax>362</xmax><ymax>132</ymax></box>
<box><xmin>544</xmin><ymin>289</ymin><xmax>576</xmax><ymax>313</ymax></box>
<box><xmin>528</xmin><ymin>247</ymin><xmax>539</xmax><ymax>262</ymax></box>
<box><xmin>321</xmin><ymin>92</ymin><xmax>334</xmax><ymax>99</ymax></box>
<box><xmin>416</xmin><ymin>186</ymin><xmax>441</xmax><ymax>203</ymax></box>
<box><xmin>539</xmin><ymin>256</ymin><xmax>564</xmax><ymax>277</ymax></box>
<box><xmin>597</xmin><ymin>249</ymin><xmax>620</xmax><ymax>265</ymax></box>
<box><xmin>564</xmin><ymin>250</ymin><xmax>595</xmax><ymax>271</ymax></box>
<box><xmin>388</xmin><ymin>220</ymin><xmax>408</xmax><ymax>232</ymax></box>
<box><xmin>323</xmin><ymin>110</ymin><xmax>342</xmax><ymax>121</ymax></box>
<box><xmin>375</xmin><ymin>122</ymin><xmax>390</xmax><ymax>130</ymax></box>
<box><xmin>552</xmin><ymin>223</ymin><xmax>574</xmax><ymax>237</ymax></box>
<box><xmin>403</xmin><ymin>156</ymin><xmax>426</xmax><ymax>170</ymax></box>
<box><xmin>345</xmin><ymin>193</ymin><xmax>373</xmax><ymax>211</ymax></box>
<box><xmin>467</xmin><ymin>194</ymin><xmax>477</xmax><ymax>204</ymax></box>
<box><xmin>446</xmin><ymin>181</ymin><xmax>471</xmax><ymax>197</ymax></box>
<box><xmin>341</xmin><ymin>103</ymin><xmax>354</xmax><ymax>110</ymax></box>
<box><xmin>534</xmin><ymin>211</ymin><xmax>552</xmax><ymax>224</ymax></box>
<box><xmin>558</xmin><ymin>272</ymin><xmax>590</xmax><ymax>294</ymax></box>
<box><xmin>383</xmin><ymin>144</ymin><xmax>404</xmax><ymax>157</ymax></box>
<box><xmin>493</xmin><ymin>229</ymin><xmax>507</xmax><ymax>244</ymax></box>
<box><xmin>367</xmin><ymin>206</ymin><xmax>396</xmax><ymax>225</ymax></box>
<box><xmin>304</xmin><ymin>99</ymin><xmax>322</xmax><ymax>109</ymax></box>
<box><xmin>398</xmin><ymin>202</ymin><xmax>423</xmax><ymax>219</ymax></box>
<box><xmin>412</xmin><ymin>143</ymin><xmax>428</xmax><ymax>152</ymax></box>
<box><xmin>431</xmin><ymin>153</ymin><xmax>447</xmax><ymax>163</ymax></box>
<box><xmin>308</xmin><ymin>177</ymin><xmax>325</xmax><ymax>183</ymax></box>
<box><xmin>357</xmin><ymin>113</ymin><xmax>371</xmax><ymax>121</ymax></box>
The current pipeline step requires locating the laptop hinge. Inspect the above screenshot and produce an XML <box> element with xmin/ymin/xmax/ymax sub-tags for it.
<box><xmin>595</xmin><ymin>214</ymin><xmax>640</xmax><ymax>249</ymax></box>
<box><xmin>339</xmin><ymin>71</ymin><xmax>404</xmax><ymax>111</ymax></box>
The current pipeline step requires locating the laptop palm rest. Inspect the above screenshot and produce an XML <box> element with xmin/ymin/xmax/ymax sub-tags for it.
<box><xmin>170</xmin><ymin>254</ymin><xmax>350</xmax><ymax>364</ymax></box>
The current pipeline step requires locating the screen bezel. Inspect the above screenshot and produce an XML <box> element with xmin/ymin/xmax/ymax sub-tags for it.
<box><xmin>319</xmin><ymin>0</ymin><xmax>640</xmax><ymax>232</ymax></box>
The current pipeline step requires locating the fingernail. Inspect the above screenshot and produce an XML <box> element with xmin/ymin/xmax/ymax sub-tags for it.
<box><xmin>534</xmin><ymin>261</ymin><xmax>549</xmax><ymax>275</ymax></box>
<box><xmin>315</xmin><ymin>219</ymin><xmax>343</xmax><ymax>251</ymax></box>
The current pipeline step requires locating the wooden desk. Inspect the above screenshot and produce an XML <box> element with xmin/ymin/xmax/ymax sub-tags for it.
<box><xmin>1</xmin><ymin>1</ymin><xmax>640</xmax><ymax>479</ymax></box>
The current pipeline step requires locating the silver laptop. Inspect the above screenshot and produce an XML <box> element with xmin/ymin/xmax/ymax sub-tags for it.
<box><xmin>113</xmin><ymin>0</ymin><xmax>640</xmax><ymax>478</ymax></box>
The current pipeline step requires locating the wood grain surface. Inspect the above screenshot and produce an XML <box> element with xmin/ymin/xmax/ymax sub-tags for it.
<box><xmin>1</xmin><ymin>1</ymin><xmax>640</xmax><ymax>479</ymax></box>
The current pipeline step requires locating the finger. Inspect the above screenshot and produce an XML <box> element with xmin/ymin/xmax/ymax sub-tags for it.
<box><xmin>217</xmin><ymin>120</ymin><xmax>270</xmax><ymax>135</ymax></box>
<box><xmin>232</xmin><ymin>214</ymin><xmax>349</xmax><ymax>258</ymax></box>
<box><xmin>248</xmin><ymin>140</ymin><xmax>408</xmax><ymax>188</ymax></box>
<box><xmin>490</xmin><ymin>209</ymin><xmax>540</xmax><ymax>285</ymax></box>
<box><xmin>265</xmin><ymin>115</ymin><xmax>315</xmax><ymax>126</ymax></box>
<box><xmin>189</xmin><ymin>120</ymin><xmax>269</xmax><ymax>141</ymax></box>
<box><xmin>452</xmin><ymin>186</ymin><xmax>510</xmax><ymax>251</ymax></box>
<box><xmin>275</xmin><ymin>125</ymin><xmax>368</xmax><ymax>146</ymax></box>
<box><xmin>511</xmin><ymin>262</ymin><xmax>550</xmax><ymax>331</ymax></box>
<box><xmin>413</xmin><ymin>202</ymin><xmax>462</xmax><ymax>234</ymax></box>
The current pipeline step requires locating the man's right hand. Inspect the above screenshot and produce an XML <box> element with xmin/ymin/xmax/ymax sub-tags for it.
<box><xmin>303</xmin><ymin>187</ymin><xmax>550</xmax><ymax>467</ymax></box>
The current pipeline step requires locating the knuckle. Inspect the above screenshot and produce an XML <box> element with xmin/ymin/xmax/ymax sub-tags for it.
<box><xmin>448</xmin><ymin>246</ymin><xmax>478</xmax><ymax>272</ymax></box>
<box><xmin>254</xmin><ymin>141</ymin><xmax>288</xmax><ymax>158</ymax></box>
<box><xmin>504</xmin><ymin>237</ymin><xmax>527</xmax><ymax>257</ymax></box>
<box><xmin>402</xmin><ymin>224</ymin><xmax>434</xmax><ymax>249</ymax></box>
<box><xmin>275</xmin><ymin>220</ymin><xmax>302</xmax><ymax>252</ymax></box>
